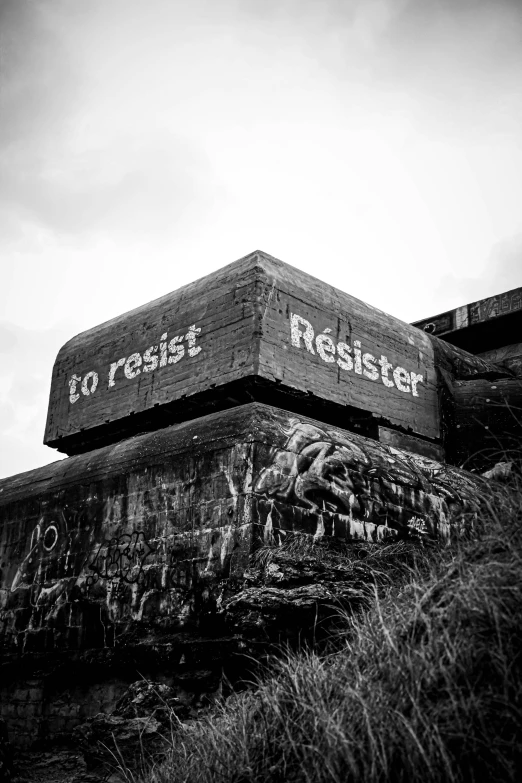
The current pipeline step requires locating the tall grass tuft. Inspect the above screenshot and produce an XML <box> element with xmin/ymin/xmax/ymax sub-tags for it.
<box><xmin>143</xmin><ymin>476</ymin><xmax>522</xmax><ymax>783</ymax></box>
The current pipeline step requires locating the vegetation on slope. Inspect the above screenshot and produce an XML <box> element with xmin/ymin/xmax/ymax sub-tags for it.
<box><xmin>144</xmin><ymin>476</ymin><xmax>522</xmax><ymax>783</ymax></box>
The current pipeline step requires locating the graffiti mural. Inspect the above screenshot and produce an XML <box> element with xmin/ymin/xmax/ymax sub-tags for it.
<box><xmin>0</xmin><ymin>406</ymin><xmax>489</xmax><ymax>656</ymax></box>
<box><xmin>255</xmin><ymin>419</ymin><xmax>483</xmax><ymax>543</ymax></box>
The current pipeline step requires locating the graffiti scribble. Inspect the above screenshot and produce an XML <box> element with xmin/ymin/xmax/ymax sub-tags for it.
<box><xmin>88</xmin><ymin>531</ymin><xmax>155</xmax><ymax>584</ymax></box>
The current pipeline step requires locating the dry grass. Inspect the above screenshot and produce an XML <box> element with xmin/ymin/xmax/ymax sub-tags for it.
<box><xmin>139</xmin><ymin>475</ymin><xmax>522</xmax><ymax>783</ymax></box>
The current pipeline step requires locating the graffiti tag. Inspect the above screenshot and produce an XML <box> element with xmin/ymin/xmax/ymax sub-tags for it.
<box><xmin>88</xmin><ymin>531</ymin><xmax>155</xmax><ymax>584</ymax></box>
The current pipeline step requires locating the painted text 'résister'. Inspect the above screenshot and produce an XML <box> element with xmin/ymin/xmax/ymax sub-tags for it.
<box><xmin>290</xmin><ymin>313</ymin><xmax>424</xmax><ymax>396</ymax></box>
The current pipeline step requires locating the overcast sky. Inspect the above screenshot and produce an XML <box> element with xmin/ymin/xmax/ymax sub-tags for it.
<box><xmin>1</xmin><ymin>0</ymin><xmax>521</xmax><ymax>478</ymax></box>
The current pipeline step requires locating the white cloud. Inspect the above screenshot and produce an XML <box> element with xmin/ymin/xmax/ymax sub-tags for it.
<box><xmin>0</xmin><ymin>0</ymin><xmax>521</xmax><ymax>475</ymax></box>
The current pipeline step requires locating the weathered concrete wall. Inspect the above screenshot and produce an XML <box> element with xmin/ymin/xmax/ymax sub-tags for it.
<box><xmin>413</xmin><ymin>292</ymin><xmax>522</xmax><ymax>469</ymax></box>
<box><xmin>1</xmin><ymin>405</ymin><xmax>257</xmax><ymax>659</ymax></box>
<box><xmin>44</xmin><ymin>250</ymin><xmax>442</xmax><ymax>456</ymax></box>
<box><xmin>448</xmin><ymin>376</ymin><xmax>522</xmax><ymax>470</ymax></box>
<box><xmin>478</xmin><ymin>343</ymin><xmax>522</xmax><ymax>377</ymax></box>
<box><xmin>1</xmin><ymin>403</ymin><xmax>489</xmax><ymax>747</ymax></box>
